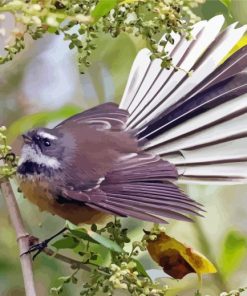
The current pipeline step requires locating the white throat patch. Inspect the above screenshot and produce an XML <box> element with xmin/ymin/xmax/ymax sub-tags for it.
<box><xmin>18</xmin><ymin>144</ymin><xmax>60</xmax><ymax>169</ymax></box>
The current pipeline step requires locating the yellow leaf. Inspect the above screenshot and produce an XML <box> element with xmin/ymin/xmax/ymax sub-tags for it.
<box><xmin>221</xmin><ymin>34</ymin><xmax>247</xmax><ymax>63</ymax></box>
<box><xmin>147</xmin><ymin>232</ymin><xmax>217</xmax><ymax>280</ymax></box>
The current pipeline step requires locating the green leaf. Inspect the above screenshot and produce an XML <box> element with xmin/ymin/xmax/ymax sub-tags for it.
<box><xmin>58</xmin><ymin>275</ymin><xmax>71</xmax><ymax>283</ymax></box>
<box><xmin>91</xmin><ymin>0</ymin><xmax>117</xmax><ymax>21</ymax></box>
<box><xmin>47</xmin><ymin>26</ymin><xmax>59</xmax><ymax>34</ymax></box>
<box><xmin>218</xmin><ymin>230</ymin><xmax>247</xmax><ymax>279</ymax></box>
<box><xmin>69</xmin><ymin>228</ymin><xmax>98</xmax><ymax>244</ymax></box>
<box><xmin>81</xmin><ymin>253</ymin><xmax>92</xmax><ymax>262</ymax></box>
<box><xmin>132</xmin><ymin>259</ymin><xmax>151</xmax><ymax>279</ymax></box>
<box><xmin>67</xmin><ymin>226</ymin><xmax>123</xmax><ymax>253</ymax></box>
<box><xmin>71</xmin><ymin>275</ymin><xmax>78</xmax><ymax>284</ymax></box>
<box><xmin>52</xmin><ymin>237</ymin><xmax>79</xmax><ymax>250</ymax></box>
<box><xmin>65</xmin><ymin>221</ymin><xmax>78</xmax><ymax>230</ymax></box>
<box><xmin>7</xmin><ymin>104</ymin><xmax>81</xmax><ymax>143</ymax></box>
<box><xmin>87</xmin><ymin>230</ymin><xmax>123</xmax><ymax>253</ymax></box>
<box><xmin>50</xmin><ymin>285</ymin><xmax>63</xmax><ymax>295</ymax></box>
<box><xmin>219</xmin><ymin>0</ymin><xmax>231</xmax><ymax>9</ymax></box>
<box><xmin>87</xmin><ymin>243</ymin><xmax>111</xmax><ymax>266</ymax></box>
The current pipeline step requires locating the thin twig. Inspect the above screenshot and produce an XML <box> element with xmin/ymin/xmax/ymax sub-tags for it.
<box><xmin>0</xmin><ymin>179</ymin><xmax>37</xmax><ymax>296</ymax></box>
<box><xmin>43</xmin><ymin>247</ymin><xmax>91</xmax><ymax>272</ymax></box>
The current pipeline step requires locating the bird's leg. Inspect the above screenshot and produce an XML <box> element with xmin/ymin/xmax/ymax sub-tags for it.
<box><xmin>21</xmin><ymin>227</ymin><xmax>68</xmax><ymax>260</ymax></box>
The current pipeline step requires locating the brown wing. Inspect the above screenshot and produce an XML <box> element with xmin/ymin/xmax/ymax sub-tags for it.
<box><xmin>56</xmin><ymin>102</ymin><xmax>129</xmax><ymax>131</ymax></box>
<box><xmin>54</xmin><ymin>103</ymin><xmax>203</xmax><ymax>223</ymax></box>
<box><xmin>54</xmin><ymin>103</ymin><xmax>139</xmax><ymax>192</ymax></box>
<box><xmin>87</xmin><ymin>154</ymin><xmax>203</xmax><ymax>223</ymax></box>
<box><xmin>57</xmin><ymin>153</ymin><xmax>203</xmax><ymax>224</ymax></box>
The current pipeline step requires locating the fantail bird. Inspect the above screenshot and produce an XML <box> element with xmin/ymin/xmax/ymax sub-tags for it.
<box><xmin>17</xmin><ymin>16</ymin><xmax>247</xmax><ymax>225</ymax></box>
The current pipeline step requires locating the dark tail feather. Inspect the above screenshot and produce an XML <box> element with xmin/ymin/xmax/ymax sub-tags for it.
<box><xmin>185</xmin><ymin>45</ymin><xmax>247</xmax><ymax>97</ymax></box>
<box><xmin>137</xmin><ymin>71</ymin><xmax>247</xmax><ymax>140</ymax></box>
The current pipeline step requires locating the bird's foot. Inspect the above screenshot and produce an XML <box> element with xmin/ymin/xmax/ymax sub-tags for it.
<box><xmin>21</xmin><ymin>227</ymin><xmax>68</xmax><ymax>260</ymax></box>
<box><xmin>22</xmin><ymin>239</ymin><xmax>50</xmax><ymax>260</ymax></box>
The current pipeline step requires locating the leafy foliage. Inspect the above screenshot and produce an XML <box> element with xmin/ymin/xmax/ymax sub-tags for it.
<box><xmin>49</xmin><ymin>222</ymin><xmax>247</xmax><ymax>296</ymax></box>
<box><xmin>219</xmin><ymin>0</ymin><xmax>231</xmax><ymax>9</ymax></box>
<box><xmin>0</xmin><ymin>0</ymin><xmax>203</xmax><ymax>73</ymax></box>
<box><xmin>50</xmin><ymin>220</ymin><xmax>170</xmax><ymax>296</ymax></box>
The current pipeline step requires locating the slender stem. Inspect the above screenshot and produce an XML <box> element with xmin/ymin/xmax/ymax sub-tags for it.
<box><xmin>0</xmin><ymin>179</ymin><xmax>37</xmax><ymax>296</ymax></box>
<box><xmin>43</xmin><ymin>247</ymin><xmax>91</xmax><ymax>272</ymax></box>
<box><xmin>193</xmin><ymin>218</ymin><xmax>229</xmax><ymax>291</ymax></box>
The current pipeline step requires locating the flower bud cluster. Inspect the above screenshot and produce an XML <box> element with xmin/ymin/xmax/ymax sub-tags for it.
<box><xmin>219</xmin><ymin>287</ymin><xmax>247</xmax><ymax>296</ymax></box>
<box><xmin>0</xmin><ymin>0</ymin><xmax>203</xmax><ymax>73</ymax></box>
<box><xmin>143</xmin><ymin>224</ymin><xmax>167</xmax><ymax>243</ymax></box>
<box><xmin>108</xmin><ymin>260</ymin><xmax>168</xmax><ymax>296</ymax></box>
<box><xmin>0</xmin><ymin>126</ymin><xmax>17</xmax><ymax>178</ymax></box>
<box><xmin>52</xmin><ymin>219</ymin><xmax>171</xmax><ymax>295</ymax></box>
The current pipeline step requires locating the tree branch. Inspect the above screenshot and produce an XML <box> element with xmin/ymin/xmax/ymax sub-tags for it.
<box><xmin>43</xmin><ymin>247</ymin><xmax>91</xmax><ymax>272</ymax></box>
<box><xmin>0</xmin><ymin>179</ymin><xmax>37</xmax><ymax>296</ymax></box>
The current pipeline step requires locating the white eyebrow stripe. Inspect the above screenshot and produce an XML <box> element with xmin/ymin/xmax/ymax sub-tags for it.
<box><xmin>37</xmin><ymin>131</ymin><xmax>58</xmax><ymax>140</ymax></box>
<box><xmin>18</xmin><ymin>145</ymin><xmax>60</xmax><ymax>169</ymax></box>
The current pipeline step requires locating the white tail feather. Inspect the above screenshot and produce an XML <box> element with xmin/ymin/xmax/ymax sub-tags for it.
<box><xmin>119</xmin><ymin>48</ymin><xmax>150</xmax><ymax>110</ymax></box>
<box><xmin>130</xmin><ymin>21</ymin><xmax>246</xmax><ymax>129</ymax></box>
<box><xmin>176</xmin><ymin>162</ymin><xmax>247</xmax><ymax>184</ymax></box>
<box><xmin>127</xmin><ymin>16</ymin><xmax>226</xmax><ymax>128</ymax></box>
<box><xmin>120</xmin><ymin>15</ymin><xmax>247</xmax><ymax>184</ymax></box>
<box><xmin>120</xmin><ymin>20</ymin><xmax>207</xmax><ymax>111</ymax></box>
<box><xmin>167</xmin><ymin>137</ymin><xmax>247</xmax><ymax>165</ymax></box>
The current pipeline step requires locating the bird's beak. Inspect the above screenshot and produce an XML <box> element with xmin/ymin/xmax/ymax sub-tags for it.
<box><xmin>22</xmin><ymin>133</ymin><xmax>32</xmax><ymax>144</ymax></box>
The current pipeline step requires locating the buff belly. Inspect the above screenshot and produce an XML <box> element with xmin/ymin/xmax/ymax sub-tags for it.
<box><xmin>19</xmin><ymin>179</ymin><xmax>109</xmax><ymax>225</ymax></box>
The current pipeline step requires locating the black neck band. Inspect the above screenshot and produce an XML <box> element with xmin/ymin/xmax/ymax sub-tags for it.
<box><xmin>17</xmin><ymin>161</ymin><xmax>53</xmax><ymax>177</ymax></box>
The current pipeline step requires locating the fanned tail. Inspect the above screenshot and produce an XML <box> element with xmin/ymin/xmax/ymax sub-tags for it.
<box><xmin>120</xmin><ymin>15</ymin><xmax>247</xmax><ymax>184</ymax></box>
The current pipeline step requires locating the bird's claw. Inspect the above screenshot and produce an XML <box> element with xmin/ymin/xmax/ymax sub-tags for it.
<box><xmin>21</xmin><ymin>227</ymin><xmax>68</xmax><ymax>260</ymax></box>
<box><xmin>21</xmin><ymin>239</ymin><xmax>49</xmax><ymax>261</ymax></box>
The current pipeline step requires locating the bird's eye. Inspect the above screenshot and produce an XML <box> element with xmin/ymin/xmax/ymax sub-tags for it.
<box><xmin>43</xmin><ymin>138</ymin><xmax>51</xmax><ymax>147</ymax></box>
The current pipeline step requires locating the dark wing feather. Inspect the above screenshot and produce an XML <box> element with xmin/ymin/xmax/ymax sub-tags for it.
<box><xmin>56</xmin><ymin>153</ymin><xmax>202</xmax><ymax>223</ymax></box>
<box><xmin>88</xmin><ymin>154</ymin><xmax>203</xmax><ymax>223</ymax></box>
<box><xmin>105</xmin><ymin>154</ymin><xmax>177</xmax><ymax>183</ymax></box>
<box><xmin>86</xmin><ymin>203</ymin><xmax>167</xmax><ymax>223</ymax></box>
<box><xmin>56</xmin><ymin>102</ymin><xmax>129</xmax><ymax>131</ymax></box>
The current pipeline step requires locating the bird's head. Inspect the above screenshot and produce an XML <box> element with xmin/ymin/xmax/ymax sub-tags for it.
<box><xmin>17</xmin><ymin>128</ymin><xmax>66</xmax><ymax>178</ymax></box>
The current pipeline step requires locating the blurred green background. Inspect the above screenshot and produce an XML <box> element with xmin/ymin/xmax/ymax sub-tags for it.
<box><xmin>0</xmin><ymin>0</ymin><xmax>247</xmax><ymax>295</ymax></box>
